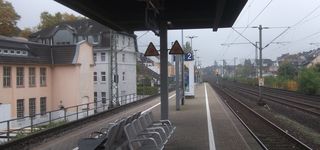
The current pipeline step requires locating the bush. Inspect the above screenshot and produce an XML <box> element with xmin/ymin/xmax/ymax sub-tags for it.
<box><xmin>137</xmin><ymin>86</ymin><xmax>159</xmax><ymax>95</ymax></box>
<box><xmin>298</xmin><ymin>68</ymin><xmax>320</xmax><ymax>95</ymax></box>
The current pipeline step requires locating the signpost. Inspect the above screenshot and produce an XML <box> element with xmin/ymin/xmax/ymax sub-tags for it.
<box><xmin>184</xmin><ymin>52</ymin><xmax>195</xmax><ymax>97</ymax></box>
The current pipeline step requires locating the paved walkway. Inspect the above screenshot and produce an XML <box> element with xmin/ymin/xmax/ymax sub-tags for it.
<box><xmin>31</xmin><ymin>83</ymin><xmax>262</xmax><ymax>150</ymax></box>
<box><xmin>32</xmin><ymin>93</ymin><xmax>176</xmax><ymax>150</ymax></box>
<box><xmin>151</xmin><ymin>83</ymin><xmax>263</xmax><ymax>150</ymax></box>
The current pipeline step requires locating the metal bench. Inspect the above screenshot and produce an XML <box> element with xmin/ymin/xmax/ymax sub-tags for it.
<box><xmin>143</xmin><ymin>111</ymin><xmax>175</xmax><ymax>137</ymax></box>
<box><xmin>124</xmin><ymin>122</ymin><xmax>164</xmax><ymax>150</ymax></box>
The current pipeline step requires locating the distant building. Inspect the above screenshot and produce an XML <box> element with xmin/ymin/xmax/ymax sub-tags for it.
<box><xmin>277</xmin><ymin>48</ymin><xmax>320</xmax><ymax>68</ymax></box>
<box><xmin>29</xmin><ymin>19</ymin><xmax>137</xmax><ymax>107</ymax></box>
<box><xmin>0</xmin><ymin>36</ymin><xmax>94</xmax><ymax>126</ymax></box>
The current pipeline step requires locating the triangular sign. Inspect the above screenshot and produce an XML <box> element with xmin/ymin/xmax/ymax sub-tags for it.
<box><xmin>144</xmin><ymin>42</ymin><xmax>159</xmax><ymax>56</ymax></box>
<box><xmin>169</xmin><ymin>40</ymin><xmax>184</xmax><ymax>55</ymax></box>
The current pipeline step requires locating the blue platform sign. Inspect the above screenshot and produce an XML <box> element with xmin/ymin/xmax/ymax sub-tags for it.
<box><xmin>184</xmin><ymin>52</ymin><xmax>194</xmax><ymax>61</ymax></box>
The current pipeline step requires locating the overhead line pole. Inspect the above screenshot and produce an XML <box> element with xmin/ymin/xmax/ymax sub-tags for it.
<box><xmin>181</xmin><ymin>30</ymin><xmax>185</xmax><ymax>105</ymax></box>
<box><xmin>258</xmin><ymin>25</ymin><xmax>265</xmax><ymax>105</ymax></box>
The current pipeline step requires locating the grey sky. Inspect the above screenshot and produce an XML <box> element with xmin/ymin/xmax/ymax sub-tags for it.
<box><xmin>8</xmin><ymin>0</ymin><xmax>320</xmax><ymax>67</ymax></box>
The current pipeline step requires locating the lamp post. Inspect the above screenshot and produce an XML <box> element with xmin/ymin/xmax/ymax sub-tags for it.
<box><xmin>186</xmin><ymin>35</ymin><xmax>198</xmax><ymax>50</ymax></box>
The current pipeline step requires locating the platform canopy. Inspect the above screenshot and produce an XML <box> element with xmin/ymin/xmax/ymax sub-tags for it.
<box><xmin>54</xmin><ymin>0</ymin><xmax>247</xmax><ymax>33</ymax></box>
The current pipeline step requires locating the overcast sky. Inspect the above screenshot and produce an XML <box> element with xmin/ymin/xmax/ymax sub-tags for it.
<box><xmin>8</xmin><ymin>0</ymin><xmax>320</xmax><ymax>67</ymax></box>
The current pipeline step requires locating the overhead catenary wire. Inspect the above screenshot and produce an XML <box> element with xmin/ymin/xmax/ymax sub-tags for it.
<box><xmin>220</xmin><ymin>0</ymin><xmax>273</xmax><ymax>59</ymax></box>
<box><xmin>263</xmin><ymin>27</ymin><xmax>290</xmax><ymax>49</ymax></box>
<box><xmin>277</xmin><ymin>2</ymin><xmax>320</xmax><ymax>42</ymax></box>
<box><xmin>218</xmin><ymin>0</ymin><xmax>256</xmax><ymax>58</ymax></box>
<box><xmin>231</xmin><ymin>0</ymin><xmax>274</xmax><ymax>43</ymax></box>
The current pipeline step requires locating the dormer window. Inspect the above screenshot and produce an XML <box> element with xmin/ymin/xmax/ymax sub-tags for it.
<box><xmin>10</xmin><ymin>50</ymin><xmax>14</xmax><ymax>54</ymax></box>
<box><xmin>4</xmin><ymin>50</ymin><xmax>8</xmax><ymax>54</ymax></box>
<box><xmin>16</xmin><ymin>50</ymin><xmax>21</xmax><ymax>55</ymax></box>
<box><xmin>93</xmin><ymin>35</ymin><xmax>99</xmax><ymax>44</ymax></box>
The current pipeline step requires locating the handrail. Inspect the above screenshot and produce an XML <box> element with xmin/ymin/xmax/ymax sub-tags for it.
<box><xmin>0</xmin><ymin>93</ymin><xmax>146</xmax><ymax>143</ymax></box>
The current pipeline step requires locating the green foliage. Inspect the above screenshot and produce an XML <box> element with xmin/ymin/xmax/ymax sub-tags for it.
<box><xmin>38</xmin><ymin>12</ymin><xmax>83</xmax><ymax>30</ymax></box>
<box><xmin>14</xmin><ymin>120</ymin><xmax>66</xmax><ymax>140</ymax></box>
<box><xmin>183</xmin><ymin>41</ymin><xmax>192</xmax><ymax>53</ymax></box>
<box><xmin>234</xmin><ymin>77</ymin><xmax>257</xmax><ymax>86</ymax></box>
<box><xmin>264</xmin><ymin>76</ymin><xmax>291</xmax><ymax>89</ymax></box>
<box><xmin>19</xmin><ymin>27</ymin><xmax>36</xmax><ymax>38</ymax></box>
<box><xmin>0</xmin><ymin>0</ymin><xmax>21</xmax><ymax>36</ymax></box>
<box><xmin>137</xmin><ymin>86</ymin><xmax>158</xmax><ymax>95</ymax></box>
<box><xmin>314</xmin><ymin>64</ymin><xmax>320</xmax><ymax>72</ymax></box>
<box><xmin>278</xmin><ymin>63</ymin><xmax>298</xmax><ymax>79</ymax></box>
<box><xmin>298</xmin><ymin>68</ymin><xmax>320</xmax><ymax>95</ymax></box>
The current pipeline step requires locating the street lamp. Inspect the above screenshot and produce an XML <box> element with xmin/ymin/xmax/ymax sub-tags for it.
<box><xmin>186</xmin><ymin>35</ymin><xmax>198</xmax><ymax>50</ymax></box>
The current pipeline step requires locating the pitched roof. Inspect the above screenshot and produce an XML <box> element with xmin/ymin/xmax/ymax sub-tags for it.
<box><xmin>0</xmin><ymin>36</ymin><xmax>77</xmax><ymax>65</ymax></box>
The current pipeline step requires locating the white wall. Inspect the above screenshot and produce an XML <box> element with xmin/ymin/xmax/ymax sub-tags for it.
<box><xmin>0</xmin><ymin>104</ymin><xmax>11</xmax><ymax>130</ymax></box>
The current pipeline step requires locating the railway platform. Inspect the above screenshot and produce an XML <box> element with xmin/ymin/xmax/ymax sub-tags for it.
<box><xmin>152</xmin><ymin>83</ymin><xmax>263</xmax><ymax>150</ymax></box>
<box><xmin>12</xmin><ymin>83</ymin><xmax>263</xmax><ymax>150</ymax></box>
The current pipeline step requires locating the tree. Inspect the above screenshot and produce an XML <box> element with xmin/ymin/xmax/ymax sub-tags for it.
<box><xmin>0</xmin><ymin>0</ymin><xmax>21</xmax><ymax>36</ymax></box>
<box><xmin>37</xmin><ymin>12</ymin><xmax>84</xmax><ymax>30</ymax></box>
<box><xmin>183</xmin><ymin>41</ymin><xmax>192</xmax><ymax>53</ymax></box>
<box><xmin>278</xmin><ymin>63</ymin><xmax>297</xmax><ymax>79</ymax></box>
<box><xmin>298</xmin><ymin>68</ymin><xmax>320</xmax><ymax>95</ymax></box>
<box><xmin>19</xmin><ymin>27</ymin><xmax>35</xmax><ymax>38</ymax></box>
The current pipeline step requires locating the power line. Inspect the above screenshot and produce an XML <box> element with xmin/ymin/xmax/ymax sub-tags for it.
<box><xmin>219</xmin><ymin>0</ymin><xmax>256</xmax><ymax>58</ymax></box>
<box><xmin>137</xmin><ymin>31</ymin><xmax>150</xmax><ymax>39</ymax></box>
<box><xmin>263</xmin><ymin>27</ymin><xmax>290</xmax><ymax>49</ymax></box>
<box><xmin>231</xmin><ymin>0</ymin><xmax>274</xmax><ymax>43</ymax></box>
<box><xmin>277</xmin><ymin>3</ymin><xmax>320</xmax><ymax>42</ymax></box>
<box><xmin>292</xmin><ymin>3</ymin><xmax>320</xmax><ymax>27</ymax></box>
<box><xmin>231</xmin><ymin>27</ymin><xmax>256</xmax><ymax>47</ymax></box>
<box><xmin>248</xmin><ymin>0</ymin><xmax>274</xmax><ymax>25</ymax></box>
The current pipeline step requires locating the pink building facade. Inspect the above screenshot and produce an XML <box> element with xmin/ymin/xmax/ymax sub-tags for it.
<box><xmin>0</xmin><ymin>37</ymin><xmax>94</xmax><ymax>121</ymax></box>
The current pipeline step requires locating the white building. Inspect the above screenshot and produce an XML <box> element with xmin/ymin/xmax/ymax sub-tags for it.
<box><xmin>29</xmin><ymin>19</ymin><xmax>137</xmax><ymax>108</ymax></box>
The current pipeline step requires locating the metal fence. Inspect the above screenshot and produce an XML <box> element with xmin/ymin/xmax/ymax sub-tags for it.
<box><xmin>0</xmin><ymin>93</ymin><xmax>148</xmax><ymax>144</ymax></box>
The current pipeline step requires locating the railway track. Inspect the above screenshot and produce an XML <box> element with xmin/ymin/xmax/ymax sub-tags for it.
<box><xmin>210</xmin><ymin>82</ymin><xmax>312</xmax><ymax>150</ymax></box>
<box><xmin>224</xmin><ymin>82</ymin><xmax>320</xmax><ymax>116</ymax></box>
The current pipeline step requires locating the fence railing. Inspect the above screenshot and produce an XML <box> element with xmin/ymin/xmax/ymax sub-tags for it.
<box><xmin>0</xmin><ymin>93</ymin><xmax>149</xmax><ymax>144</ymax></box>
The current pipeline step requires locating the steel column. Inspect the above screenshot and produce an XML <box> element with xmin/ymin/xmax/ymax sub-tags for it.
<box><xmin>181</xmin><ymin>30</ymin><xmax>185</xmax><ymax>105</ymax></box>
<box><xmin>160</xmin><ymin>20</ymin><xmax>168</xmax><ymax>120</ymax></box>
<box><xmin>176</xmin><ymin>55</ymin><xmax>181</xmax><ymax>110</ymax></box>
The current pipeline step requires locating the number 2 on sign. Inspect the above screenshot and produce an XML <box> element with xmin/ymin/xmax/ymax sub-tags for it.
<box><xmin>187</xmin><ymin>53</ymin><xmax>192</xmax><ymax>60</ymax></box>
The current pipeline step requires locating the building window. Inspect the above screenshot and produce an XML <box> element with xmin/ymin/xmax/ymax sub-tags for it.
<box><xmin>29</xmin><ymin>67</ymin><xmax>36</xmax><ymax>87</ymax></box>
<box><xmin>122</xmin><ymin>36</ymin><xmax>125</xmax><ymax>45</ymax></box>
<box><xmin>101</xmin><ymin>92</ymin><xmax>106</xmax><ymax>104</ymax></box>
<box><xmin>128</xmin><ymin>38</ymin><xmax>131</xmax><ymax>46</ymax></box>
<box><xmin>101</xmin><ymin>53</ymin><xmax>106</xmax><ymax>62</ymax></box>
<box><xmin>40</xmin><ymin>68</ymin><xmax>46</xmax><ymax>86</ymax></box>
<box><xmin>93</xmin><ymin>53</ymin><xmax>97</xmax><ymax>62</ymax></box>
<box><xmin>101</xmin><ymin>72</ymin><xmax>106</xmax><ymax>81</ymax></box>
<box><xmin>3</xmin><ymin>66</ymin><xmax>11</xmax><ymax>87</ymax></box>
<box><xmin>93</xmin><ymin>35</ymin><xmax>99</xmax><ymax>43</ymax></box>
<box><xmin>29</xmin><ymin>98</ymin><xmax>36</xmax><ymax>117</ymax></box>
<box><xmin>16</xmin><ymin>67</ymin><xmax>24</xmax><ymax>87</ymax></box>
<box><xmin>17</xmin><ymin>99</ymin><xmax>24</xmax><ymax>118</ymax></box>
<box><xmin>40</xmin><ymin>97</ymin><xmax>46</xmax><ymax>115</ymax></box>
<box><xmin>122</xmin><ymin>54</ymin><xmax>125</xmax><ymax>62</ymax></box>
<box><xmin>122</xmin><ymin>72</ymin><xmax>125</xmax><ymax>81</ymax></box>
<box><xmin>94</xmin><ymin>72</ymin><xmax>97</xmax><ymax>81</ymax></box>
<box><xmin>94</xmin><ymin>92</ymin><xmax>97</xmax><ymax>102</ymax></box>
